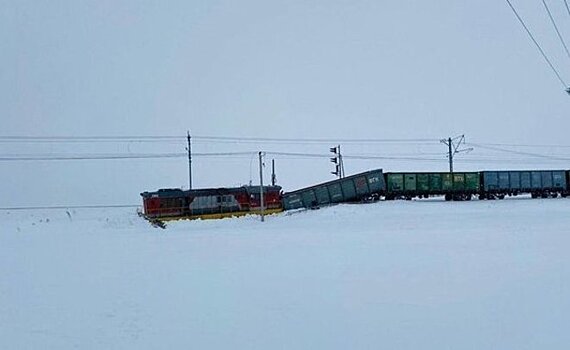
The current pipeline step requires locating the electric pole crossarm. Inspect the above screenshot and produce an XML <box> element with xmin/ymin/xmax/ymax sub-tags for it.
<box><xmin>456</xmin><ymin>148</ymin><xmax>474</xmax><ymax>154</ymax></box>
<box><xmin>453</xmin><ymin>135</ymin><xmax>465</xmax><ymax>153</ymax></box>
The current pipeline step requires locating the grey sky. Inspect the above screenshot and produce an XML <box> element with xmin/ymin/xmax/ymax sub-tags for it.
<box><xmin>1</xmin><ymin>1</ymin><xmax>569</xmax><ymax>207</ymax></box>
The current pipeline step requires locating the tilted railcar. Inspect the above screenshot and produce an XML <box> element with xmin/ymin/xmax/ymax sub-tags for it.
<box><xmin>281</xmin><ymin>169</ymin><xmax>385</xmax><ymax>210</ymax></box>
<box><xmin>141</xmin><ymin>185</ymin><xmax>282</xmax><ymax>221</ymax></box>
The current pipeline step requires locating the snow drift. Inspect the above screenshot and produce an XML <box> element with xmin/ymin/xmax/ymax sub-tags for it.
<box><xmin>1</xmin><ymin>198</ymin><xmax>569</xmax><ymax>349</ymax></box>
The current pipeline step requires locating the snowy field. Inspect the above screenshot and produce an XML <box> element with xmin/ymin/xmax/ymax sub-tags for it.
<box><xmin>1</xmin><ymin>198</ymin><xmax>570</xmax><ymax>349</ymax></box>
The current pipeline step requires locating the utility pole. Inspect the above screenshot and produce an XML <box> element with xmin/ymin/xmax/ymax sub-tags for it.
<box><xmin>271</xmin><ymin>159</ymin><xmax>276</xmax><ymax>186</ymax></box>
<box><xmin>259</xmin><ymin>151</ymin><xmax>265</xmax><ymax>222</ymax></box>
<box><xmin>447</xmin><ymin>137</ymin><xmax>453</xmax><ymax>172</ymax></box>
<box><xmin>339</xmin><ymin>145</ymin><xmax>345</xmax><ymax>178</ymax></box>
<box><xmin>186</xmin><ymin>131</ymin><xmax>192</xmax><ymax>189</ymax></box>
<box><xmin>440</xmin><ymin>135</ymin><xmax>472</xmax><ymax>173</ymax></box>
<box><xmin>330</xmin><ymin>145</ymin><xmax>344</xmax><ymax>179</ymax></box>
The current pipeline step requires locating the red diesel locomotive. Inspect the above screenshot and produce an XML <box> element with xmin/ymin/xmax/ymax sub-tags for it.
<box><xmin>140</xmin><ymin>185</ymin><xmax>282</xmax><ymax>221</ymax></box>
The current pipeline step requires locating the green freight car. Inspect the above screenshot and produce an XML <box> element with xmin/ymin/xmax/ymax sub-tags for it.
<box><xmin>282</xmin><ymin>169</ymin><xmax>385</xmax><ymax>210</ymax></box>
<box><xmin>384</xmin><ymin>172</ymin><xmax>480</xmax><ymax>200</ymax></box>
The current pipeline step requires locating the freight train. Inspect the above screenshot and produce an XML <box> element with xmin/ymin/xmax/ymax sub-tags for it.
<box><xmin>140</xmin><ymin>168</ymin><xmax>570</xmax><ymax>223</ymax></box>
<box><xmin>282</xmin><ymin>169</ymin><xmax>569</xmax><ymax>209</ymax></box>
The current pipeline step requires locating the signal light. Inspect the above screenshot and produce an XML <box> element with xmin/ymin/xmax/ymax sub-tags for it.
<box><xmin>331</xmin><ymin>164</ymin><xmax>341</xmax><ymax>176</ymax></box>
<box><xmin>330</xmin><ymin>145</ymin><xmax>342</xmax><ymax>179</ymax></box>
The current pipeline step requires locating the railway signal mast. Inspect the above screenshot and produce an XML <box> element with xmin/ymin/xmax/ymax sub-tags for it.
<box><xmin>440</xmin><ymin>135</ymin><xmax>473</xmax><ymax>173</ymax></box>
<box><xmin>330</xmin><ymin>145</ymin><xmax>345</xmax><ymax>179</ymax></box>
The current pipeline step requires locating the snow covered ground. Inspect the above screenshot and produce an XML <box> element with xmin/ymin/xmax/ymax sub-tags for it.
<box><xmin>1</xmin><ymin>197</ymin><xmax>570</xmax><ymax>349</ymax></box>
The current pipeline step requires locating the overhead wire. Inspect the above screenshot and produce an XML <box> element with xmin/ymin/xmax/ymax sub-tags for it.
<box><xmin>505</xmin><ymin>0</ymin><xmax>568</xmax><ymax>87</ymax></box>
<box><xmin>0</xmin><ymin>153</ymin><xmax>183</xmax><ymax>161</ymax></box>
<box><xmin>0</xmin><ymin>152</ymin><xmax>256</xmax><ymax>161</ymax></box>
<box><xmin>263</xmin><ymin>151</ymin><xmax>449</xmax><ymax>161</ymax></box>
<box><xmin>3</xmin><ymin>146</ymin><xmax>570</xmax><ymax>163</ymax></box>
<box><xmin>541</xmin><ymin>0</ymin><xmax>570</xmax><ymax>60</ymax></box>
<box><xmin>3</xmin><ymin>134</ymin><xmax>570</xmax><ymax>164</ymax></box>
<box><xmin>471</xmin><ymin>141</ymin><xmax>570</xmax><ymax>148</ymax></box>
<box><xmin>0</xmin><ymin>135</ymin><xmax>440</xmax><ymax>145</ymax></box>
<box><xmin>5</xmin><ymin>136</ymin><xmax>570</xmax><ymax>149</ymax></box>
<box><xmin>467</xmin><ymin>142</ymin><xmax>570</xmax><ymax>161</ymax></box>
<box><xmin>0</xmin><ymin>204</ymin><xmax>139</xmax><ymax>211</ymax></box>
<box><xmin>193</xmin><ymin>136</ymin><xmax>439</xmax><ymax>144</ymax></box>
<box><xmin>0</xmin><ymin>135</ymin><xmax>182</xmax><ymax>141</ymax></box>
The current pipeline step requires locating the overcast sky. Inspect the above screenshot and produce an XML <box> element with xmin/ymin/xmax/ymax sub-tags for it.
<box><xmin>2</xmin><ymin>0</ymin><xmax>570</xmax><ymax>207</ymax></box>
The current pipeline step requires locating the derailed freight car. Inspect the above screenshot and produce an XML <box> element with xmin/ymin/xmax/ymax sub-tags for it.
<box><xmin>282</xmin><ymin>169</ymin><xmax>385</xmax><ymax>210</ymax></box>
<box><xmin>385</xmin><ymin>172</ymin><xmax>480</xmax><ymax>201</ymax></box>
<box><xmin>480</xmin><ymin>170</ymin><xmax>568</xmax><ymax>199</ymax></box>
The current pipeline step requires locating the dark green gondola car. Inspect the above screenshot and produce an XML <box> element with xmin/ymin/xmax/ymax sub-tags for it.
<box><xmin>282</xmin><ymin>169</ymin><xmax>385</xmax><ymax>210</ymax></box>
<box><xmin>385</xmin><ymin>172</ymin><xmax>480</xmax><ymax>200</ymax></box>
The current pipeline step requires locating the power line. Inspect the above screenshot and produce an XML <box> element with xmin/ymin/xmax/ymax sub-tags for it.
<box><xmin>266</xmin><ymin>151</ymin><xmax>329</xmax><ymax>158</ymax></box>
<box><xmin>5</xmin><ymin>148</ymin><xmax>570</xmax><ymax>163</ymax></box>
<box><xmin>266</xmin><ymin>151</ymin><xmax>453</xmax><ymax>163</ymax></box>
<box><xmin>0</xmin><ymin>204</ymin><xmax>139</xmax><ymax>211</ymax></box>
<box><xmin>1</xmin><ymin>204</ymin><xmax>139</xmax><ymax>211</ymax></box>
<box><xmin>0</xmin><ymin>153</ymin><xmax>186</xmax><ymax>161</ymax></box>
<box><xmin>472</xmin><ymin>141</ymin><xmax>570</xmax><ymax>148</ymax></box>
<box><xmin>0</xmin><ymin>135</ymin><xmax>439</xmax><ymax>145</ymax></box>
<box><xmin>467</xmin><ymin>142</ymin><xmax>570</xmax><ymax>161</ymax></box>
<box><xmin>193</xmin><ymin>136</ymin><xmax>438</xmax><ymax>144</ymax></box>
<box><xmin>193</xmin><ymin>139</ymin><xmax>438</xmax><ymax>146</ymax></box>
<box><xmin>505</xmin><ymin>0</ymin><xmax>568</xmax><ymax>87</ymax></box>
<box><xmin>6</xmin><ymin>135</ymin><xmax>570</xmax><ymax>147</ymax></box>
<box><xmin>5</xmin><ymin>137</ymin><xmax>570</xmax><ymax>164</ymax></box>
<box><xmin>0</xmin><ymin>152</ymin><xmax>256</xmax><ymax>161</ymax></box>
<box><xmin>565</xmin><ymin>0</ymin><xmax>570</xmax><ymax>19</ymax></box>
<box><xmin>7</xmin><ymin>134</ymin><xmax>570</xmax><ymax>150</ymax></box>
<box><xmin>454</xmin><ymin>156</ymin><xmax>570</xmax><ymax>163</ymax></box>
<box><xmin>3</xmin><ymin>149</ymin><xmax>570</xmax><ymax>167</ymax></box>
<box><xmin>542</xmin><ymin>0</ymin><xmax>570</xmax><ymax>61</ymax></box>
<box><xmin>0</xmin><ymin>140</ymin><xmax>185</xmax><ymax>144</ymax></box>
<box><xmin>0</xmin><ymin>135</ymin><xmax>183</xmax><ymax>141</ymax></box>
